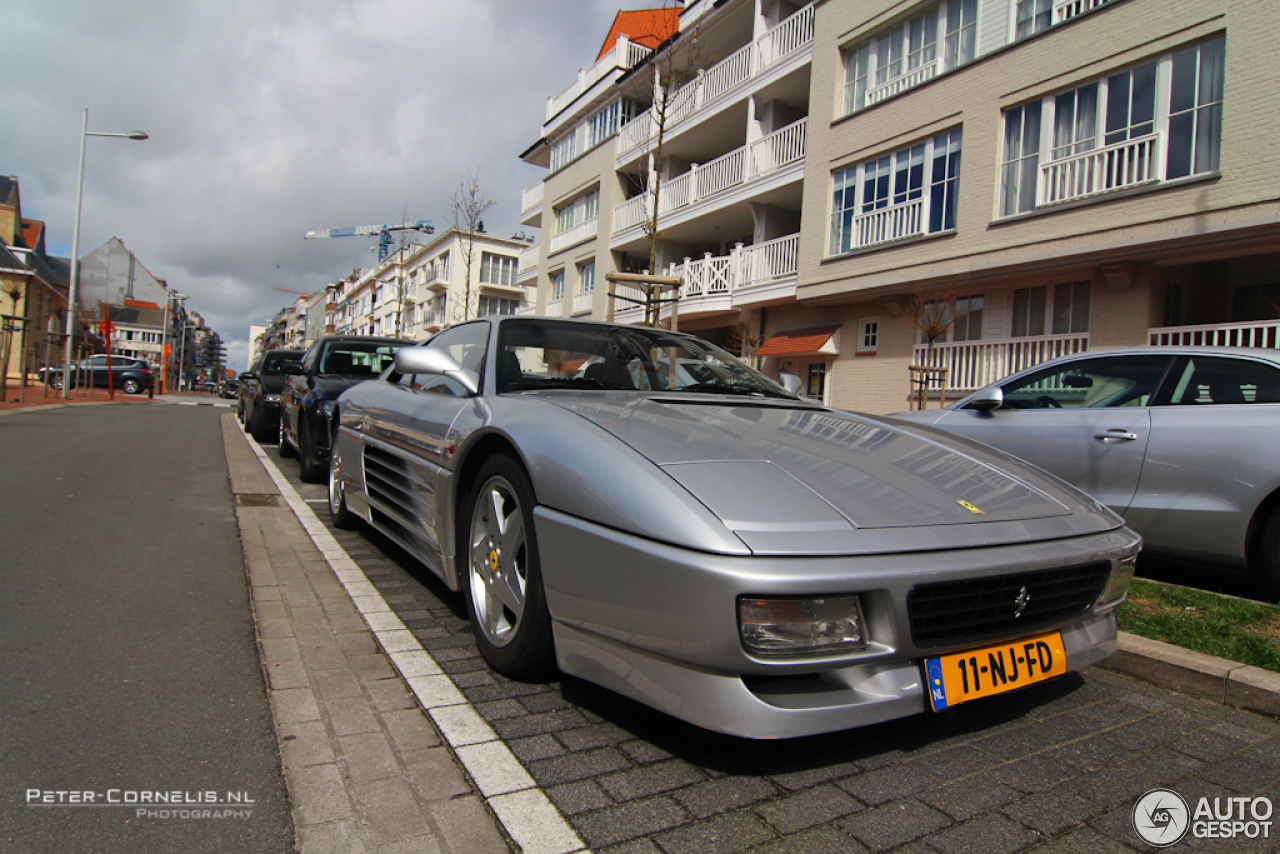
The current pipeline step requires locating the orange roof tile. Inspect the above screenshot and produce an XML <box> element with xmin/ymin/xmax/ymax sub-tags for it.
<box><xmin>756</xmin><ymin>326</ymin><xmax>842</xmax><ymax>357</ymax></box>
<box><xmin>20</xmin><ymin>219</ymin><xmax>43</xmax><ymax>252</ymax></box>
<box><xmin>124</xmin><ymin>299</ymin><xmax>161</xmax><ymax>309</ymax></box>
<box><xmin>597</xmin><ymin>8</ymin><xmax>679</xmax><ymax>61</ymax></box>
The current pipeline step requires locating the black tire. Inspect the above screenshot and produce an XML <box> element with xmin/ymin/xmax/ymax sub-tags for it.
<box><xmin>299</xmin><ymin>417</ymin><xmax>325</xmax><ymax>483</ymax></box>
<box><xmin>248</xmin><ymin>406</ymin><xmax>269</xmax><ymax>443</ymax></box>
<box><xmin>122</xmin><ymin>378</ymin><xmax>142</xmax><ymax>395</ymax></box>
<box><xmin>278</xmin><ymin>412</ymin><xmax>297</xmax><ymax>459</ymax></box>
<box><xmin>460</xmin><ymin>455</ymin><xmax>556</xmax><ymax>681</ymax></box>
<box><xmin>328</xmin><ymin>429</ymin><xmax>360</xmax><ymax>530</ymax></box>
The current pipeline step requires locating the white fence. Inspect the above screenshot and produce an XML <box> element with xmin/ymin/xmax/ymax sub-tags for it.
<box><xmin>548</xmin><ymin>216</ymin><xmax>599</xmax><ymax>256</ymax></box>
<box><xmin>1039</xmin><ymin>133</ymin><xmax>1160</xmax><ymax>206</ymax></box>
<box><xmin>546</xmin><ymin>36</ymin><xmax>652</xmax><ymax>124</ymax></box>
<box><xmin>1149</xmin><ymin>320</ymin><xmax>1280</xmax><ymax>349</ymax></box>
<box><xmin>866</xmin><ymin>58</ymin><xmax>940</xmax><ymax>107</ymax></box>
<box><xmin>1054</xmin><ymin>0</ymin><xmax>1115</xmax><ymax>24</ymax></box>
<box><xmin>520</xmin><ymin>182</ymin><xmax>543</xmax><ymax>218</ymax></box>
<box><xmin>573</xmin><ymin>291</ymin><xmax>594</xmax><ymax>315</ymax></box>
<box><xmin>912</xmin><ymin>334</ymin><xmax>1091</xmax><ymax>392</ymax></box>
<box><xmin>853</xmin><ymin>197</ymin><xmax>925</xmax><ymax>249</ymax></box>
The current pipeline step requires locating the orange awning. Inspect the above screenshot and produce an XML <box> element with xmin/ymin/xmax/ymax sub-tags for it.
<box><xmin>756</xmin><ymin>326</ymin><xmax>841</xmax><ymax>357</ymax></box>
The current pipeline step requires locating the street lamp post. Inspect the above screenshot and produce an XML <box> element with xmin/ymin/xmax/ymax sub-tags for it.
<box><xmin>177</xmin><ymin>322</ymin><xmax>195</xmax><ymax>392</ymax></box>
<box><xmin>158</xmin><ymin>291</ymin><xmax>186</xmax><ymax>395</ymax></box>
<box><xmin>62</xmin><ymin>107</ymin><xmax>147</xmax><ymax>399</ymax></box>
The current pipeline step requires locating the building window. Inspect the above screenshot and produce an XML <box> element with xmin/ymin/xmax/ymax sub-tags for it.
<box><xmin>807</xmin><ymin>363</ymin><xmax>827</xmax><ymax>398</ymax></box>
<box><xmin>551</xmin><ymin>271</ymin><xmax>565</xmax><ymax>301</ymax></box>
<box><xmin>477</xmin><ymin>296</ymin><xmax>518</xmax><ymax>316</ymax></box>
<box><xmin>1011</xmin><ymin>281</ymin><xmax>1090</xmax><ymax>337</ymax></box>
<box><xmin>583</xmin><ymin>190</ymin><xmax>600</xmax><ymax>222</ymax></box>
<box><xmin>999</xmin><ymin>36</ymin><xmax>1224</xmax><ymax>217</ymax></box>
<box><xmin>842</xmin><ymin>0</ymin><xmax>977</xmax><ymax>115</ymax></box>
<box><xmin>578</xmin><ymin>261</ymin><xmax>595</xmax><ymax>293</ymax></box>
<box><xmin>830</xmin><ymin>128</ymin><xmax>962</xmax><ymax>255</ymax></box>
<box><xmin>1015</xmin><ymin>0</ymin><xmax>1116</xmax><ymax>40</ymax></box>
<box><xmin>480</xmin><ymin>253</ymin><xmax>517</xmax><ymax>288</ymax></box>
<box><xmin>953</xmin><ymin>294</ymin><xmax>985</xmax><ymax>341</ymax></box>
<box><xmin>858</xmin><ymin>318</ymin><xmax>879</xmax><ymax>353</ymax></box>
<box><xmin>587</xmin><ymin>99</ymin><xmax>637</xmax><ymax>148</ymax></box>
<box><xmin>551</xmin><ymin>133</ymin><xmax>577</xmax><ymax>171</ymax></box>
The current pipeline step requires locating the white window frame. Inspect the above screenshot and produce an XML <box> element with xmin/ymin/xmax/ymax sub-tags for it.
<box><xmin>480</xmin><ymin>252</ymin><xmax>518</xmax><ymax>288</ymax></box>
<box><xmin>857</xmin><ymin>317</ymin><xmax>879</xmax><ymax>354</ymax></box>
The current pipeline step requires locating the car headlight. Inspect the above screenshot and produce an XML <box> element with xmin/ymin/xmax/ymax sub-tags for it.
<box><xmin>264</xmin><ymin>394</ymin><xmax>280</xmax><ymax>403</ymax></box>
<box><xmin>1095</xmin><ymin>552</ymin><xmax>1138</xmax><ymax>613</ymax></box>
<box><xmin>739</xmin><ymin>595</ymin><xmax>867</xmax><ymax>656</ymax></box>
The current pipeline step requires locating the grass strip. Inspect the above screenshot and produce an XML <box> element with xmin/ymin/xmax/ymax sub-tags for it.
<box><xmin>1115</xmin><ymin>577</ymin><xmax>1280</xmax><ymax>673</ymax></box>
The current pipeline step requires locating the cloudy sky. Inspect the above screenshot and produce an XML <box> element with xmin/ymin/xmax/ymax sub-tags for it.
<box><xmin>1</xmin><ymin>0</ymin><xmax>628</xmax><ymax>371</ymax></box>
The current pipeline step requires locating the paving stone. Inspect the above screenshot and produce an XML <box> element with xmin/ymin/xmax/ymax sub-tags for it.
<box><xmin>287</xmin><ymin>762</ymin><xmax>354</xmax><ymax>826</ymax></box>
<box><xmin>841</xmin><ymin>799</ymin><xmax>953</xmax><ymax>853</ymax></box>
<box><xmin>555</xmin><ymin>722</ymin><xmax>633</xmax><ymax>751</ymax></box>
<box><xmin>350</xmin><ymin>777</ymin><xmax>431</xmax><ymax>842</ymax></box>
<box><xmin>916</xmin><ymin>774</ymin><xmax>1021</xmax><ymax>820</ymax></box>
<box><xmin>278</xmin><ymin>719</ymin><xmax>338</xmax><ymax>769</ymax></box>
<box><xmin>1173</xmin><ymin>728</ymin><xmax>1257</xmax><ymax>764</ymax></box>
<box><xmin>338</xmin><ymin>631</ymin><xmax>378</xmax><ymax>656</ymax></box>
<box><xmin>744</xmin><ymin>825</ymin><xmax>871</xmax><ymax>854</ymax></box>
<box><xmin>313</xmin><ymin>669</ymin><xmax>364</xmax><ymax>702</ymax></box>
<box><xmin>451</xmin><ymin>669</ymin><xmax>498</xmax><ymax>688</ymax></box>
<box><xmin>598</xmin><ymin>839</ymin><xmax>663</xmax><ymax>854</ymax></box>
<box><xmin>347</xmin><ymin>653</ymin><xmax>396</xmax><ymax>682</ymax></box>
<box><xmin>837</xmin><ymin>763</ymin><xmax>941</xmax><ymax>805</ymax></box>
<box><xmin>1001</xmin><ymin>786</ymin><xmax>1102</xmax><ymax>836</ymax></box>
<box><xmin>768</xmin><ymin>761</ymin><xmax>860</xmax><ymax>792</ymax></box>
<box><xmin>339</xmin><ymin>731</ymin><xmax>401</xmax><ymax>784</ymax></box>
<box><xmin>1049</xmin><ymin>733</ymin><xmax>1139</xmax><ymax>772</ymax></box>
<box><xmin>434</xmin><ymin>794</ymin><xmax>530</xmax><ymax>854</ymax></box>
<box><xmin>1195</xmin><ymin>756</ymin><xmax>1280</xmax><ymax>794</ymax></box>
<box><xmin>510</xmin><ymin>734</ymin><xmax>567</xmax><ymax>763</ymax></box>
<box><xmin>475</xmin><ymin>699</ymin><xmax>527</xmax><ymax>721</ymax></box>
<box><xmin>271</xmin><ymin>687</ymin><xmax>322</xmax><ymax>724</ymax></box>
<box><xmin>294</xmin><ymin>819</ymin><xmax>371</xmax><ymax>854</ymax></box>
<box><xmin>598</xmin><ymin>761</ymin><xmax>706</xmax><ymax>802</ymax></box>
<box><xmin>757</xmin><ymin>783</ymin><xmax>863</xmax><ymax>833</ymax></box>
<box><xmin>325</xmin><ymin>696</ymin><xmax>383</xmax><ymax>736</ymax></box>
<box><xmin>618</xmin><ymin>739</ymin><xmax>676</xmax><ymax>766</ymax></box>
<box><xmin>380</xmin><ymin>708</ymin><xmax>442</xmax><ymax>753</ymax></box>
<box><xmin>366</xmin><ymin>678</ymin><xmax>416</xmax><ymax>712</ymax></box>
<box><xmin>653</xmin><ymin>812</ymin><xmax>776</xmax><ymax>854</ymax></box>
<box><xmin>547</xmin><ymin>780</ymin><xmax>616</xmax><ymax>815</ymax></box>
<box><xmin>570</xmin><ymin>796</ymin><xmax>690</xmax><ymax>849</ymax></box>
<box><xmin>266</xmin><ymin>659</ymin><xmax>309</xmax><ymax>690</ymax></box>
<box><xmin>673</xmin><ymin>776</ymin><xmax>778</xmax><ymax>819</ymax></box>
<box><xmin>907</xmin><ymin>743</ymin><xmax>1003</xmax><ymax>781</ymax></box>
<box><xmin>527</xmin><ymin>747</ymin><xmax>634</xmax><ymax>786</ymax></box>
<box><xmin>990</xmin><ymin>753</ymin><xmax>1081</xmax><ymax>794</ymax></box>
<box><xmin>924</xmin><ymin>811</ymin><xmax>1041</xmax><ymax>854</ymax></box>
<box><xmin>401</xmin><ymin>746</ymin><xmax>472</xmax><ymax>802</ymax></box>
<box><xmin>492</xmin><ymin>708</ymin><xmax>590</xmax><ymax>739</ymax></box>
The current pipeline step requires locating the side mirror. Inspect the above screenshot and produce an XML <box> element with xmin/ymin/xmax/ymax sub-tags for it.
<box><xmin>778</xmin><ymin>373</ymin><xmax>804</xmax><ymax>396</ymax></box>
<box><xmin>967</xmin><ymin>383</ymin><xmax>1004</xmax><ymax>412</ymax></box>
<box><xmin>281</xmin><ymin>362</ymin><xmax>304</xmax><ymax>376</ymax></box>
<box><xmin>394</xmin><ymin>347</ymin><xmax>480</xmax><ymax>396</ymax></box>
<box><xmin>239</xmin><ymin>372</ymin><xmax>256</xmax><ymax>381</ymax></box>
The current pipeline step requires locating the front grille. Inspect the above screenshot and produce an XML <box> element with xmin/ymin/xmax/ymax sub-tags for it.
<box><xmin>908</xmin><ymin>562</ymin><xmax>1111</xmax><ymax>648</ymax></box>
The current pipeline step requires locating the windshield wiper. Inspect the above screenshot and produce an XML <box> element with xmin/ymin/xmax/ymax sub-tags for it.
<box><xmin>508</xmin><ymin>377</ymin><xmax>632</xmax><ymax>391</ymax></box>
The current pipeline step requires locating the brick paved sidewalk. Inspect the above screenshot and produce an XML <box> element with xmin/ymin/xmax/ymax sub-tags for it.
<box><xmin>223</xmin><ymin>414</ymin><xmax>521</xmax><ymax>854</ymax></box>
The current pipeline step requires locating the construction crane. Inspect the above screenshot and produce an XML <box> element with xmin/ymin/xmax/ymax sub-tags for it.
<box><xmin>273</xmin><ymin>287</ymin><xmax>315</xmax><ymax>298</ymax></box>
<box><xmin>304</xmin><ymin>220</ymin><xmax>434</xmax><ymax>262</ymax></box>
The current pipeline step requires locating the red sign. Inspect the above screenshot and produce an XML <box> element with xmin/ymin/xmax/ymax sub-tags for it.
<box><xmin>164</xmin><ymin>344</ymin><xmax>172</xmax><ymax>356</ymax></box>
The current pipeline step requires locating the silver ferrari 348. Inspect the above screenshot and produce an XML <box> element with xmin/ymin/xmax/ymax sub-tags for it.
<box><xmin>327</xmin><ymin>316</ymin><xmax>1140</xmax><ymax>739</ymax></box>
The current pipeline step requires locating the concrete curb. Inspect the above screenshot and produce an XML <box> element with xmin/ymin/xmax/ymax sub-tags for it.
<box><xmin>1095</xmin><ymin>631</ymin><xmax>1280</xmax><ymax>718</ymax></box>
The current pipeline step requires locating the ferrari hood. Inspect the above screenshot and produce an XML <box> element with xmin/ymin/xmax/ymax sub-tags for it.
<box><xmin>543</xmin><ymin>395</ymin><xmax>1119</xmax><ymax>554</ymax></box>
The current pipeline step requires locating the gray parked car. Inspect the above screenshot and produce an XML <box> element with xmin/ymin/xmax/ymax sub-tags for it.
<box><xmin>895</xmin><ymin>346</ymin><xmax>1280</xmax><ymax>593</ymax></box>
<box><xmin>324</xmin><ymin>316</ymin><xmax>1139</xmax><ymax>739</ymax></box>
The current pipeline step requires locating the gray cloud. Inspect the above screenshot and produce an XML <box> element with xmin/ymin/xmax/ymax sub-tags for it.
<box><xmin>0</xmin><ymin>0</ymin><xmax>624</xmax><ymax>370</ymax></box>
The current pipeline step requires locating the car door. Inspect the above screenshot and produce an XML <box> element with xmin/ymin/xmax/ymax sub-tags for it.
<box><xmin>1131</xmin><ymin>353</ymin><xmax>1280</xmax><ymax>564</ymax></box>
<box><xmin>284</xmin><ymin>344</ymin><xmax>319</xmax><ymax>442</ymax></box>
<box><xmin>932</xmin><ymin>354</ymin><xmax>1176</xmax><ymax>514</ymax></box>
<box><xmin>88</xmin><ymin>355</ymin><xmax>110</xmax><ymax>388</ymax></box>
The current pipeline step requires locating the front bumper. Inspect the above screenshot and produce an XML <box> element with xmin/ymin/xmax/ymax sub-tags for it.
<box><xmin>535</xmin><ymin>507</ymin><xmax>1139</xmax><ymax>739</ymax></box>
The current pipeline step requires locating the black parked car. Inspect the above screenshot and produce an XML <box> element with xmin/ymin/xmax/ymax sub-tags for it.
<box><xmin>279</xmin><ymin>336</ymin><xmax>411</xmax><ymax>482</ymax></box>
<box><xmin>46</xmin><ymin>355</ymin><xmax>154</xmax><ymax>395</ymax></box>
<box><xmin>219</xmin><ymin>378</ymin><xmax>240</xmax><ymax>399</ymax></box>
<box><xmin>239</xmin><ymin>349</ymin><xmax>303</xmax><ymax>442</ymax></box>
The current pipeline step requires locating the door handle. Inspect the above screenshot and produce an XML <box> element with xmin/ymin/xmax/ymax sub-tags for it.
<box><xmin>1095</xmin><ymin>429</ymin><xmax>1138</xmax><ymax>442</ymax></box>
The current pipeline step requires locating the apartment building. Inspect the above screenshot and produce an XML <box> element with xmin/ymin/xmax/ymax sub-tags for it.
<box><xmin>520</xmin><ymin>0</ymin><xmax>813</xmax><ymax>347</ymax></box>
<box><xmin>523</xmin><ymin>0</ymin><xmax>1277</xmax><ymax>413</ymax></box>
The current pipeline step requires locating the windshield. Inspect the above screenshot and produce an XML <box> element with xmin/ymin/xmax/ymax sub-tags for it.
<box><xmin>497</xmin><ymin>319</ymin><xmax>795</xmax><ymax>399</ymax></box>
<box><xmin>319</xmin><ymin>341</ymin><xmax>403</xmax><ymax>377</ymax></box>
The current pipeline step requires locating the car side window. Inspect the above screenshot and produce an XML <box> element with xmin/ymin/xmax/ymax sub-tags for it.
<box><xmin>426</xmin><ymin>322</ymin><xmax>489</xmax><ymax>378</ymax></box>
<box><xmin>300</xmin><ymin>344</ymin><xmax>319</xmax><ymax>371</ymax></box>
<box><xmin>998</xmin><ymin>355</ymin><xmax>1173</xmax><ymax>410</ymax></box>
<box><xmin>1163</xmin><ymin>356</ymin><xmax>1280</xmax><ymax>405</ymax></box>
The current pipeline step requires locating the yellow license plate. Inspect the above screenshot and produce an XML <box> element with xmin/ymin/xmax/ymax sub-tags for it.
<box><xmin>924</xmin><ymin>631</ymin><xmax>1066</xmax><ymax>711</ymax></box>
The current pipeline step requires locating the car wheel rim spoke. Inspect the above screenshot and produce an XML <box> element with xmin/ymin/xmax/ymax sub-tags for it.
<box><xmin>470</xmin><ymin>477</ymin><xmax>525</xmax><ymax>646</ymax></box>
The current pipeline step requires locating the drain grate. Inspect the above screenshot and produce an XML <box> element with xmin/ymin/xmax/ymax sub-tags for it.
<box><xmin>235</xmin><ymin>493</ymin><xmax>280</xmax><ymax>507</ymax></box>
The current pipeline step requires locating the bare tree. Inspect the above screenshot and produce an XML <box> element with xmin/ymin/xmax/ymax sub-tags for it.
<box><xmin>900</xmin><ymin>285</ymin><xmax>957</xmax><ymax>409</ymax></box>
<box><xmin>449</xmin><ymin>170</ymin><xmax>497</xmax><ymax>325</ymax></box>
<box><xmin>619</xmin><ymin>4</ymin><xmax>705</xmax><ymax>326</ymax></box>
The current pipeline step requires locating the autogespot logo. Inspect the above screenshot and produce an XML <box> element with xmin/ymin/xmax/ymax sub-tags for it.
<box><xmin>1134</xmin><ymin>788</ymin><xmax>1190</xmax><ymax>847</ymax></box>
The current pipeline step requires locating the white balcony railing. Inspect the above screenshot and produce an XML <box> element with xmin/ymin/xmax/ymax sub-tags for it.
<box><xmin>1149</xmin><ymin>320</ymin><xmax>1280</xmax><ymax>349</ymax></box>
<box><xmin>1038</xmin><ymin>133</ymin><xmax>1160</xmax><ymax>207</ymax></box>
<box><xmin>573</xmin><ymin>291</ymin><xmax>594</xmax><ymax>315</ymax></box>
<box><xmin>518</xmin><ymin>243</ymin><xmax>539</xmax><ymax>273</ymax></box>
<box><xmin>521</xmin><ymin>182</ymin><xmax>544</xmax><ymax>218</ymax></box>
<box><xmin>613</xmin><ymin>233</ymin><xmax>800</xmax><ymax>322</ymax></box>
<box><xmin>548</xmin><ymin>216</ymin><xmax>599</xmax><ymax>255</ymax></box>
<box><xmin>547</xmin><ymin>298</ymin><xmax>564</xmax><ymax>316</ymax></box>
<box><xmin>546</xmin><ymin>34</ymin><xmax>653</xmax><ymax>124</ymax></box>
<box><xmin>615</xmin><ymin>3</ymin><xmax>814</xmax><ymax>163</ymax></box>
<box><xmin>1054</xmin><ymin>0</ymin><xmax>1115</xmax><ymax>24</ymax></box>
<box><xmin>853</xmin><ymin>197</ymin><xmax>926</xmax><ymax>249</ymax></box>
<box><xmin>866</xmin><ymin>58</ymin><xmax>940</xmax><ymax>107</ymax></box>
<box><xmin>615</xmin><ymin>118</ymin><xmax>806</xmax><ymax>234</ymax></box>
<box><xmin>913</xmin><ymin>334</ymin><xmax>1090</xmax><ymax>392</ymax></box>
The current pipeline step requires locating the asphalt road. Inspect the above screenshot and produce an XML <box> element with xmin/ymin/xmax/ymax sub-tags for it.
<box><xmin>0</xmin><ymin>402</ymin><xmax>293</xmax><ymax>854</ymax></box>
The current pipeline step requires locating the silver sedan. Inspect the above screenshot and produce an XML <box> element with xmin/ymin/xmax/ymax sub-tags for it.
<box><xmin>326</xmin><ymin>316</ymin><xmax>1140</xmax><ymax>738</ymax></box>
<box><xmin>895</xmin><ymin>346</ymin><xmax>1280</xmax><ymax>594</ymax></box>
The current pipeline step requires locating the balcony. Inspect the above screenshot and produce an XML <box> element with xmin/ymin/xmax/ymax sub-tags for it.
<box><xmin>1038</xmin><ymin>134</ymin><xmax>1160</xmax><ymax>207</ymax></box>
<box><xmin>615</xmin><ymin>3</ymin><xmax>814</xmax><ymax>165</ymax></box>
<box><xmin>545</xmin><ymin>35</ymin><xmax>653</xmax><ymax>127</ymax></box>
<box><xmin>613</xmin><ymin>118</ymin><xmax>806</xmax><ymax>237</ymax></box>
<box><xmin>850</xmin><ymin>197</ymin><xmax>926</xmax><ymax>250</ymax></box>
<box><xmin>1149</xmin><ymin>320</ymin><xmax>1280</xmax><ymax>349</ymax></box>
<box><xmin>865</xmin><ymin>58</ymin><xmax>940</xmax><ymax>107</ymax></box>
<box><xmin>518</xmin><ymin>243</ymin><xmax>539</xmax><ymax>284</ymax></box>
<box><xmin>613</xmin><ymin>233</ymin><xmax>799</xmax><ymax>324</ymax></box>
<box><xmin>912</xmin><ymin>333</ymin><xmax>1091</xmax><ymax>393</ymax></box>
<box><xmin>573</xmin><ymin>291</ymin><xmax>594</xmax><ymax>315</ymax></box>
<box><xmin>1055</xmin><ymin>0</ymin><xmax>1115</xmax><ymax>24</ymax></box>
<box><xmin>547</xmin><ymin>298</ymin><xmax>564</xmax><ymax>317</ymax></box>
<box><xmin>520</xmin><ymin>182</ymin><xmax>543</xmax><ymax>226</ymax></box>
<box><xmin>549</xmin><ymin>216</ymin><xmax>599</xmax><ymax>256</ymax></box>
